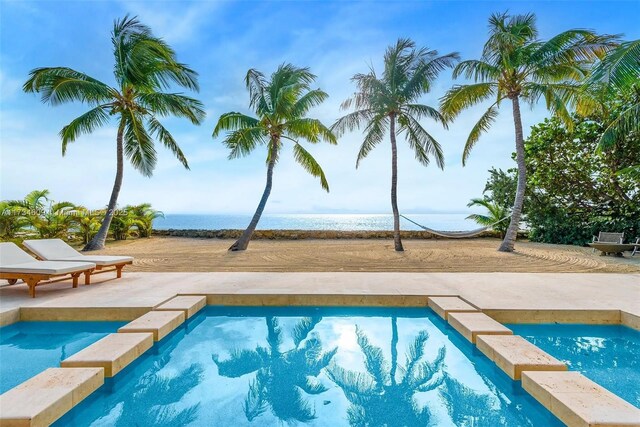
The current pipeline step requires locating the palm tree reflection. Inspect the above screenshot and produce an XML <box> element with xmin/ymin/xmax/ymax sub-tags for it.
<box><xmin>326</xmin><ymin>317</ymin><xmax>446</xmax><ymax>426</ymax></box>
<box><xmin>213</xmin><ymin>316</ymin><xmax>337</xmax><ymax>423</ymax></box>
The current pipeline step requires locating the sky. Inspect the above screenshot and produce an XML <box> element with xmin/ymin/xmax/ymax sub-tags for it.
<box><xmin>1</xmin><ymin>0</ymin><xmax>638</xmax><ymax>215</ymax></box>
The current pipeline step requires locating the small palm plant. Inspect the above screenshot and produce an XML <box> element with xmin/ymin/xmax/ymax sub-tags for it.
<box><xmin>23</xmin><ymin>15</ymin><xmax>205</xmax><ymax>251</ymax></box>
<box><xmin>441</xmin><ymin>11</ymin><xmax>616</xmax><ymax>252</ymax></box>
<box><xmin>326</xmin><ymin>317</ymin><xmax>446</xmax><ymax>426</ymax></box>
<box><xmin>213</xmin><ymin>317</ymin><xmax>337</xmax><ymax>423</ymax></box>
<box><xmin>213</xmin><ymin>64</ymin><xmax>336</xmax><ymax>251</ymax></box>
<box><xmin>466</xmin><ymin>198</ymin><xmax>510</xmax><ymax>238</ymax></box>
<box><xmin>126</xmin><ymin>203</ymin><xmax>164</xmax><ymax>238</ymax></box>
<box><xmin>332</xmin><ymin>38</ymin><xmax>459</xmax><ymax>252</ymax></box>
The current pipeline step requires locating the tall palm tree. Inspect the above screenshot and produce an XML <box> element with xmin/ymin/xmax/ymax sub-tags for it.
<box><xmin>441</xmin><ymin>12</ymin><xmax>616</xmax><ymax>252</ymax></box>
<box><xmin>213</xmin><ymin>317</ymin><xmax>337</xmax><ymax>423</ymax></box>
<box><xmin>332</xmin><ymin>38</ymin><xmax>458</xmax><ymax>252</ymax></box>
<box><xmin>213</xmin><ymin>64</ymin><xmax>336</xmax><ymax>251</ymax></box>
<box><xmin>326</xmin><ymin>317</ymin><xmax>446</xmax><ymax>426</ymax></box>
<box><xmin>23</xmin><ymin>15</ymin><xmax>205</xmax><ymax>251</ymax></box>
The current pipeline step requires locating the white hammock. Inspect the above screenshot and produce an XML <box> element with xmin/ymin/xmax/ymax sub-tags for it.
<box><xmin>400</xmin><ymin>214</ymin><xmax>510</xmax><ymax>239</ymax></box>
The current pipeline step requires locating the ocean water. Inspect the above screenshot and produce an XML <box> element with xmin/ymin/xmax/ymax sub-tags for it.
<box><xmin>56</xmin><ymin>306</ymin><xmax>561</xmax><ymax>426</ymax></box>
<box><xmin>154</xmin><ymin>213</ymin><xmax>478</xmax><ymax>231</ymax></box>
<box><xmin>509</xmin><ymin>324</ymin><xmax>640</xmax><ymax>408</ymax></box>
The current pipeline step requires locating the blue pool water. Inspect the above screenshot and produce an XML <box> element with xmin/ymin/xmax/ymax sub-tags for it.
<box><xmin>509</xmin><ymin>324</ymin><xmax>640</xmax><ymax>408</ymax></box>
<box><xmin>56</xmin><ymin>307</ymin><xmax>561</xmax><ymax>426</ymax></box>
<box><xmin>0</xmin><ymin>321</ymin><xmax>124</xmax><ymax>393</ymax></box>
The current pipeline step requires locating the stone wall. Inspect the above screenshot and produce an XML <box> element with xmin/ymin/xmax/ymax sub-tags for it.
<box><xmin>151</xmin><ymin>229</ymin><xmax>508</xmax><ymax>239</ymax></box>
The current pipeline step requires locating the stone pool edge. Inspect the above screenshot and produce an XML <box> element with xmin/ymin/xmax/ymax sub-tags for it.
<box><xmin>1</xmin><ymin>293</ymin><xmax>639</xmax><ymax>426</ymax></box>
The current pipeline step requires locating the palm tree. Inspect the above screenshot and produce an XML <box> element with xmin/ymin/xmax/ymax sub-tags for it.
<box><xmin>326</xmin><ymin>318</ymin><xmax>446</xmax><ymax>426</ymax></box>
<box><xmin>23</xmin><ymin>15</ymin><xmax>205</xmax><ymax>251</ymax></box>
<box><xmin>466</xmin><ymin>197</ymin><xmax>510</xmax><ymax>238</ymax></box>
<box><xmin>441</xmin><ymin>12</ymin><xmax>616</xmax><ymax>252</ymax></box>
<box><xmin>213</xmin><ymin>316</ymin><xmax>337</xmax><ymax>423</ymax></box>
<box><xmin>583</xmin><ymin>40</ymin><xmax>640</xmax><ymax>178</ymax></box>
<box><xmin>213</xmin><ymin>64</ymin><xmax>336</xmax><ymax>251</ymax></box>
<box><xmin>332</xmin><ymin>38</ymin><xmax>458</xmax><ymax>252</ymax></box>
<box><xmin>127</xmin><ymin>203</ymin><xmax>164</xmax><ymax>237</ymax></box>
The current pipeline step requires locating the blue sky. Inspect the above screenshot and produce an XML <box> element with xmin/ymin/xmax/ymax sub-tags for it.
<box><xmin>1</xmin><ymin>0</ymin><xmax>638</xmax><ymax>215</ymax></box>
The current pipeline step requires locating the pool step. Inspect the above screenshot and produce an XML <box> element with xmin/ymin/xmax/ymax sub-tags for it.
<box><xmin>476</xmin><ymin>335</ymin><xmax>567</xmax><ymax>380</ymax></box>
<box><xmin>0</xmin><ymin>367</ymin><xmax>103</xmax><ymax>427</ymax></box>
<box><xmin>428</xmin><ymin>296</ymin><xmax>478</xmax><ymax>320</ymax></box>
<box><xmin>447</xmin><ymin>312</ymin><xmax>512</xmax><ymax>343</ymax></box>
<box><xmin>522</xmin><ymin>371</ymin><xmax>640</xmax><ymax>427</ymax></box>
<box><xmin>61</xmin><ymin>333</ymin><xmax>153</xmax><ymax>377</ymax></box>
<box><xmin>118</xmin><ymin>310</ymin><xmax>185</xmax><ymax>341</ymax></box>
<box><xmin>154</xmin><ymin>295</ymin><xmax>206</xmax><ymax>319</ymax></box>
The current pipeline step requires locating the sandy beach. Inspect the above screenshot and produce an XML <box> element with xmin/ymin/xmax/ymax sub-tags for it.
<box><xmin>91</xmin><ymin>237</ymin><xmax>640</xmax><ymax>273</ymax></box>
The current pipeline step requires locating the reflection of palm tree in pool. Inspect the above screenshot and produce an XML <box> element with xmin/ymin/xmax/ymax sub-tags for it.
<box><xmin>440</xmin><ymin>374</ymin><xmax>535</xmax><ymax>426</ymax></box>
<box><xmin>327</xmin><ymin>317</ymin><xmax>446</xmax><ymax>426</ymax></box>
<box><xmin>111</xmin><ymin>335</ymin><xmax>204</xmax><ymax>427</ymax></box>
<box><xmin>213</xmin><ymin>317</ymin><xmax>337</xmax><ymax>423</ymax></box>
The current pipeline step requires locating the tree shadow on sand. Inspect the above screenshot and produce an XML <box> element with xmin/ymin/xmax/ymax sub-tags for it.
<box><xmin>213</xmin><ymin>316</ymin><xmax>337</xmax><ymax>424</ymax></box>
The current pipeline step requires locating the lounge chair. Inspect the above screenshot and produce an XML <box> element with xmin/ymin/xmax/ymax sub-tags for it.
<box><xmin>23</xmin><ymin>239</ymin><xmax>133</xmax><ymax>279</ymax></box>
<box><xmin>589</xmin><ymin>232</ymin><xmax>636</xmax><ymax>256</ymax></box>
<box><xmin>632</xmin><ymin>237</ymin><xmax>639</xmax><ymax>256</ymax></box>
<box><xmin>0</xmin><ymin>242</ymin><xmax>95</xmax><ymax>298</ymax></box>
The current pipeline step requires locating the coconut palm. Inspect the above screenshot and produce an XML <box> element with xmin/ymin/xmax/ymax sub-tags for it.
<box><xmin>213</xmin><ymin>316</ymin><xmax>337</xmax><ymax>423</ymax></box>
<box><xmin>332</xmin><ymin>38</ymin><xmax>459</xmax><ymax>252</ymax></box>
<box><xmin>213</xmin><ymin>64</ymin><xmax>336</xmax><ymax>251</ymax></box>
<box><xmin>326</xmin><ymin>318</ymin><xmax>446</xmax><ymax>426</ymax></box>
<box><xmin>0</xmin><ymin>201</ymin><xmax>29</xmax><ymax>239</ymax></box>
<box><xmin>23</xmin><ymin>15</ymin><xmax>205</xmax><ymax>251</ymax></box>
<box><xmin>466</xmin><ymin>198</ymin><xmax>510</xmax><ymax>238</ymax></box>
<box><xmin>583</xmin><ymin>40</ymin><xmax>640</xmax><ymax>178</ymax></box>
<box><xmin>441</xmin><ymin>12</ymin><xmax>616</xmax><ymax>252</ymax></box>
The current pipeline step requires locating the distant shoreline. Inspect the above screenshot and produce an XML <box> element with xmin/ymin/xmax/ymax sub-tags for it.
<box><xmin>152</xmin><ymin>229</ymin><xmax>506</xmax><ymax>239</ymax></box>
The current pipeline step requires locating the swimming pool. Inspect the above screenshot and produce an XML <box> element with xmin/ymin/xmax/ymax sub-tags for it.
<box><xmin>0</xmin><ymin>321</ymin><xmax>124</xmax><ymax>393</ymax></box>
<box><xmin>56</xmin><ymin>307</ymin><xmax>561</xmax><ymax>426</ymax></box>
<box><xmin>510</xmin><ymin>323</ymin><xmax>640</xmax><ymax>409</ymax></box>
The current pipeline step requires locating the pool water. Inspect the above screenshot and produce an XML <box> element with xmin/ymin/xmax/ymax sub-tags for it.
<box><xmin>55</xmin><ymin>307</ymin><xmax>561</xmax><ymax>426</ymax></box>
<box><xmin>509</xmin><ymin>323</ymin><xmax>640</xmax><ymax>408</ymax></box>
<box><xmin>0</xmin><ymin>321</ymin><xmax>124</xmax><ymax>393</ymax></box>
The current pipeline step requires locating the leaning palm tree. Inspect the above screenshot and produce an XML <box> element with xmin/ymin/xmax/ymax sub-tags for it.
<box><xmin>213</xmin><ymin>64</ymin><xmax>336</xmax><ymax>251</ymax></box>
<box><xmin>332</xmin><ymin>38</ymin><xmax>459</xmax><ymax>251</ymax></box>
<box><xmin>441</xmin><ymin>12</ymin><xmax>616</xmax><ymax>252</ymax></box>
<box><xmin>326</xmin><ymin>317</ymin><xmax>446</xmax><ymax>426</ymax></box>
<box><xmin>213</xmin><ymin>317</ymin><xmax>337</xmax><ymax>423</ymax></box>
<box><xmin>466</xmin><ymin>198</ymin><xmax>510</xmax><ymax>238</ymax></box>
<box><xmin>23</xmin><ymin>15</ymin><xmax>205</xmax><ymax>251</ymax></box>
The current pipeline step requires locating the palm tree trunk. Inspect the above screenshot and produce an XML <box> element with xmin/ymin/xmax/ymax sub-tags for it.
<box><xmin>83</xmin><ymin>121</ymin><xmax>125</xmax><ymax>251</ymax></box>
<box><xmin>229</xmin><ymin>141</ymin><xmax>278</xmax><ymax>251</ymax></box>
<box><xmin>389</xmin><ymin>114</ymin><xmax>404</xmax><ymax>252</ymax></box>
<box><xmin>499</xmin><ymin>96</ymin><xmax>526</xmax><ymax>252</ymax></box>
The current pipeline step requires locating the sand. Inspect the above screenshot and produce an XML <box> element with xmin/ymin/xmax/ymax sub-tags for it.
<box><xmin>91</xmin><ymin>237</ymin><xmax>640</xmax><ymax>273</ymax></box>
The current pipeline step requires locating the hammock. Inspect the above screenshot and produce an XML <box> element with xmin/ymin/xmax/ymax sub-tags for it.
<box><xmin>400</xmin><ymin>214</ymin><xmax>510</xmax><ymax>239</ymax></box>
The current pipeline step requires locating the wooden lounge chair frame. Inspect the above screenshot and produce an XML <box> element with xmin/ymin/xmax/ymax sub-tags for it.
<box><xmin>92</xmin><ymin>262</ymin><xmax>133</xmax><ymax>279</ymax></box>
<box><xmin>0</xmin><ymin>268</ymin><xmax>94</xmax><ymax>298</ymax></box>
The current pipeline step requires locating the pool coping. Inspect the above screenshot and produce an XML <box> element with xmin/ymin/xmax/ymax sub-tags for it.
<box><xmin>1</xmin><ymin>293</ymin><xmax>639</xmax><ymax>426</ymax></box>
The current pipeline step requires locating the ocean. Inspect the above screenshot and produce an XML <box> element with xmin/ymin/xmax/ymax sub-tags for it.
<box><xmin>154</xmin><ymin>213</ymin><xmax>478</xmax><ymax>231</ymax></box>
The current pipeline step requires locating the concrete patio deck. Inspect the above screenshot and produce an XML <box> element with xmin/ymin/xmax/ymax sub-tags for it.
<box><xmin>1</xmin><ymin>272</ymin><xmax>638</xmax><ymax>326</ymax></box>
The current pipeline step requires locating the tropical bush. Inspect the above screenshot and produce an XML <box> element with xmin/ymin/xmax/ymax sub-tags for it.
<box><xmin>0</xmin><ymin>190</ymin><xmax>161</xmax><ymax>244</ymax></box>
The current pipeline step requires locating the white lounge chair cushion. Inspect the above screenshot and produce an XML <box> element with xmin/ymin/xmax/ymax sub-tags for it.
<box><xmin>51</xmin><ymin>255</ymin><xmax>134</xmax><ymax>266</ymax></box>
<box><xmin>0</xmin><ymin>242</ymin><xmax>95</xmax><ymax>274</ymax></box>
<box><xmin>0</xmin><ymin>260</ymin><xmax>96</xmax><ymax>275</ymax></box>
<box><xmin>23</xmin><ymin>239</ymin><xmax>133</xmax><ymax>266</ymax></box>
